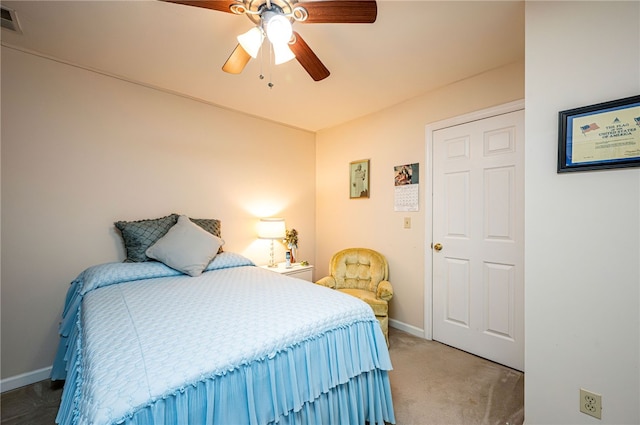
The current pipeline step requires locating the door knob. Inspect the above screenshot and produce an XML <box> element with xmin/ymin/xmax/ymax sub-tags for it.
<box><xmin>433</xmin><ymin>243</ymin><xmax>443</xmax><ymax>252</ymax></box>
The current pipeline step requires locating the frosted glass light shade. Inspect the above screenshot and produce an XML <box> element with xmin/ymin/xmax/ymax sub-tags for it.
<box><xmin>265</xmin><ymin>13</ymin><xmax>292</xmax><ymax>45</ymax></box>
<box><xmin>237</xmin><ymin>26</ymin><xmax>264</xmax><ymax>58</ymax></box>
<box><xmin>272</xmin><ymin>42</ymin><xmax>296</xmax><ymax>65</ymax></box>
<box><xmin>257</xmin><ymin>218</ymin><xmax>286</xmax><ymax>239</ymax></box>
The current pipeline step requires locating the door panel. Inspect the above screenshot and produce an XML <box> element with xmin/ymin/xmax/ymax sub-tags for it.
<box><xmin>484</xmin><ymin>166</ymin><xmax>514</xmax><ymax>240</ymax></box>
<box><xmin>445</xmin><ymin>171</ymin><xmax>469</xmax><ymax>237</ymax></box>
<box><xmin>445</xmin><ymin>257</ymin><xmax>470</xmax><ymax>327</ymax></box>
<box><xmin>484</xmin><ymin>261</ymin><xmax>515</xmax><ymax>339</ymax></box>
<box><xmin>432</xmin><ymin>109</ymin><xmax>524</xmax><ymax>371</ymax></box>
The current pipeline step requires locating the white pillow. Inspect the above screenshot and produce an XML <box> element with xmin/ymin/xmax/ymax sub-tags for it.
<box><xmin>146</xmin><ymin>215</ymin><xmax>224</xmax><ymax>277</ymax></box>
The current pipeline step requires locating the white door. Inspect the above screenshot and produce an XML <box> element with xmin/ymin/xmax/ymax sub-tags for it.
<box><xmin>432</xmin><ymin>109</ymin><xmax>524</xmax><ymax>371</ymax></box>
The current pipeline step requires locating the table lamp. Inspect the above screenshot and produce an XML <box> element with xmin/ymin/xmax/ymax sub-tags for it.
<box><xmin>258</xmin><ymin>218</ymin><xmax>286</xmax><ymax>267</ymax></box>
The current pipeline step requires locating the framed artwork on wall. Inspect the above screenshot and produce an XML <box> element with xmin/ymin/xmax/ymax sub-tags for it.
<box><xmin>350</xmin><ymin>159</ymin><xmax>369</xmax><ymax>199</ymax></box>
<box><xmin>558</xmin><ymin>95</ymin><xmax>640</xmax><ymax>173</ymax></box>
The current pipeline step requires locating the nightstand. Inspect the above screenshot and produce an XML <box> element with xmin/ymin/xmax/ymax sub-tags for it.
<box><xmin>260</xmin><ymin>263</ymin><xmax>314</xmax><ymax>282</ymax></box>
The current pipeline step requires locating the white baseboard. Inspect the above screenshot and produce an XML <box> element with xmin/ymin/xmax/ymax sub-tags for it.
<box><xmin>389</xmin><ymin>318</ymin><xmax>426</xmax><ymax>339</ymax></box>
<box><xmin>1</xmin><ymin>366</ymin><xmax>52</xmax><ymax>393</ymax></box>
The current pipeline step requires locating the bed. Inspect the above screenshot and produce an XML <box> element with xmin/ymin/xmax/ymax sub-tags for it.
<box><xmin>51</xmin><ymin>215</ymin><xmax>395</xmax><ymax>425</ymax></box>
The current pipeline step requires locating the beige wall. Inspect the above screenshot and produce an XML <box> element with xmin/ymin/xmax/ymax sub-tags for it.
<box><xmin>316</xmin><ymin>60</ymin><xmax>524</xmax><ymax>331</ymax></box>
<box><xmin>525</xmin><ymin>2</ymin><xmax>639</xmax><ymax>423</ymax></box>
<box><xmin>1</xmin><ymin>47</ymin><xmax>316</xmax><ymax>380</ymax></box>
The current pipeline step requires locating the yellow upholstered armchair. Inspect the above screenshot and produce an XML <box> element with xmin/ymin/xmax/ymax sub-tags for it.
<box><xmin>315</xmin><ymin>248</ymin><xmax>393</xmax><ymax>345</ymax></box>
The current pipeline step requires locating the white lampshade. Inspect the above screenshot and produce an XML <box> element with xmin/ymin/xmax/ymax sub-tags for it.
<box><xmin>237</xmin><ymin>26</ymin><xmax>264</xmax><ymax>59</ymax></box>
<box><xmin>258</xmin><ymin>218</ymin><xmax>286</xmax><ymax>239</ymax></box>
<box><xmin>264</xmin><ymin>13</ymin><xmax>292</xmax><ymax>45</ymax></box>
<box><xmin>272</xmin><ymin>42</ymin><xmax>296</xmax><ymax>65</ymax></box>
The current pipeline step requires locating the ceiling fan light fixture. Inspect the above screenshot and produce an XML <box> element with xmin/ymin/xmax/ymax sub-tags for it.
<box><xmin>167</xmin><ymin>0</ymin><xmax>379</xmax><ymax>82</ymax></box>
<box><xmin>237</xmin><ymin>26</ymin><xmax>264</xmax><ymax>58</ymax></box>
<box><xmin>272</xmin><ymin>42</ymin><xmax>296</xmax><ymax>65</ymax></box>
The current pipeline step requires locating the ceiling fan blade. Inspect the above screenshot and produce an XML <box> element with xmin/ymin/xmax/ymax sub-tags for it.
<box><xmin>159</xmin><ymin>0</ymin><xmax>239</xmax><ymax>14</ymax></box>
<box><xmin>222</xmin><ymin>44</ymin><xmax>251</xmax><ymax>74</ymax></box>
<box><xmin>290</xmin><ymin>32</ymin><xmax>330</xmax><ymax>81</ymax></box>
<box><xmin>298</xmin><ymin>0</ymin><xmax>377</xmax><ymax>24</ymax></box>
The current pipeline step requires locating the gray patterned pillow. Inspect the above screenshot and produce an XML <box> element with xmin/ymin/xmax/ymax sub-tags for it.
<box><xmin>189</xmin><ymin>218</ymin><xmax>224</xmax><ymax>253</ymax></box>
<box><xmin>115</xmin><ymin>214</ymin><xmax>179</xmax><ymax>262</ymax></box>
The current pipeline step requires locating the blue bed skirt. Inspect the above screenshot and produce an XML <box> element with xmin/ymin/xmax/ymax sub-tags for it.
<box><xmin>56</xmin><ymin>320</ymin><xmax>395</xmax><ymax>425</ymax></box>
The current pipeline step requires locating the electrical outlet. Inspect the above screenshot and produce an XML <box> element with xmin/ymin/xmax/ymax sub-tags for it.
<box><xmin>580</xmin><ymin>388</ymin><xmax>602</xmax><ymax>419</ymax></box>
<box><xmin>403</xmin><ymin>217</ymin><xmax>411</xmax><ymax>229</ymax></box>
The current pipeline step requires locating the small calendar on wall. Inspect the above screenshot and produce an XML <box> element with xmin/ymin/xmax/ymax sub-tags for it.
<box><xmin>394</xmin><ymin>163</ymin><xmax>419</xmax><ymax>211</ymax></box>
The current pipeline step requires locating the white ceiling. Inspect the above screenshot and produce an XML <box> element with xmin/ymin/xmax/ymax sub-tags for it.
<box><xmin>1</xmin><ymin>0</ymin><xmax>524</xmax><ymax>132</ymax></box>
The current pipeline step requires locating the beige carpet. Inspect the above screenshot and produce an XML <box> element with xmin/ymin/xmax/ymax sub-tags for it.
<box><xmin>388</xmin><ymin>327</ymin><xmax>524</xmax><ymax>425</ymax></box>
<box><xmin>1</xmin><ymin>327</ymin><xmax>524</xmax><ymax>424</ymax></box>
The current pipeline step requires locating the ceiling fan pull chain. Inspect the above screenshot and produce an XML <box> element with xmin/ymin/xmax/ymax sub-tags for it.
<box><xmin>259</xmin><ymin>38</ymin><xmax>265</xmax><ymax>82</ymax></box>
<box><xmin>268</xmin><ymin>42</ymin><xmax>274</xmax><ymax>89</ymax></box>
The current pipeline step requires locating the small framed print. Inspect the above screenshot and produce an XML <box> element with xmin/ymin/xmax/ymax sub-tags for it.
<box><xmin>350</xmin><ymin>159</ymin><xmax>369</xmax><ymax>199</ymax></box>
<box><xmin>558</xmin><ymin>95</ymin><xmax>640</xmax><ymax>173</ymax></box>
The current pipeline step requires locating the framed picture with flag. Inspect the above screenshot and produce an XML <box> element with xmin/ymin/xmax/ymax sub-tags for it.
<box><xmin>558</xmin><ymin>95</ymin><xmax>640</xmax><ymax>172</ymax></box>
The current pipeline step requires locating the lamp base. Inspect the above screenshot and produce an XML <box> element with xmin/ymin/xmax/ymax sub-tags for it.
<box><xmin>268</xmin><ymin>240</ymin><xmax>277</xmax><ymax>268</ymax></box>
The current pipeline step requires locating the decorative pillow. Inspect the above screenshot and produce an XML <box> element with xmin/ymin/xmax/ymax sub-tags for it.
<box><xmin>114</xmin><ymin>214</ymin><xmax>179</xmax><ymax>262</ymax></box>
<box><xmin>145</xmin><ymin>215</ymin><xmax>224</xmax><ymax>277</ymax></box>
<box><xmin>189</xmin><ymin>218</ymin><xmax>221</xmax><ymax>237</ymax></box>
<box><xmin>189</xmin><ymin>218</ymin><xmax>224</xmax><ymax>253</ymax></box>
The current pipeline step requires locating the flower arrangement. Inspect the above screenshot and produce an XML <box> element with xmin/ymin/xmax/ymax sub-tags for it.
<box><xmin>284</xmin><ymin>228</ymin><xmax>298</xmax><ymax>263</ymax></box>
<box><xmin>284</xmin><ymin>228</ymin><xmax>298</xmax><ymax>249</ymax></box>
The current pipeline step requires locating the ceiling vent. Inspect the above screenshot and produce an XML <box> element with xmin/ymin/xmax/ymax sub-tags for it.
<box><xmin>1</xmin><ymin>6</ymin><xmax>22</xmax><ymax>33</ymax></box>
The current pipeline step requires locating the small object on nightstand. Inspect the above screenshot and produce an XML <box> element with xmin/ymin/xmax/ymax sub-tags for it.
<box><xmin>285</xmin><ymin>251</ymin><xmax>292</xmax><ymax>268</ymax></box>
<box><xmin>300</xmin><ymin>260</ymin><xmax>309</xmax><ymax>266</ymax></box>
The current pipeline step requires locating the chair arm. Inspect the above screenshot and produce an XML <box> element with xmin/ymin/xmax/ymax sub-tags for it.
<box><xmin>377</xmin><ymin>280</ymin><xmax>394</xmax><ymax>301</ymax></box>
<box><xmin>315</xmin><ymin>276</ymin><xmax>336</xmax><ymax>289</ymax></box>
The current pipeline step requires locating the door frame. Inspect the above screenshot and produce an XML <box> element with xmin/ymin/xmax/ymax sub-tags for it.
<box><xmin>423</xmin><ymin>99</ymin><xmax>524</xmax><ymax>340</ymax></box>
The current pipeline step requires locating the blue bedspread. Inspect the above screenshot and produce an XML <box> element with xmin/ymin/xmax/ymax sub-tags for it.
<box><xmin>52</xmin><ymin>253</ymin><xmax>395</xmax><ymax>424</ymax></box>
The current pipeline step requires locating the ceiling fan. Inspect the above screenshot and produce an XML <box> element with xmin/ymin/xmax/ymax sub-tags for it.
<box><xmin>161</xmin><ymin>0</ymin><xmax>377</xmax><ymax>81</ymax></box>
